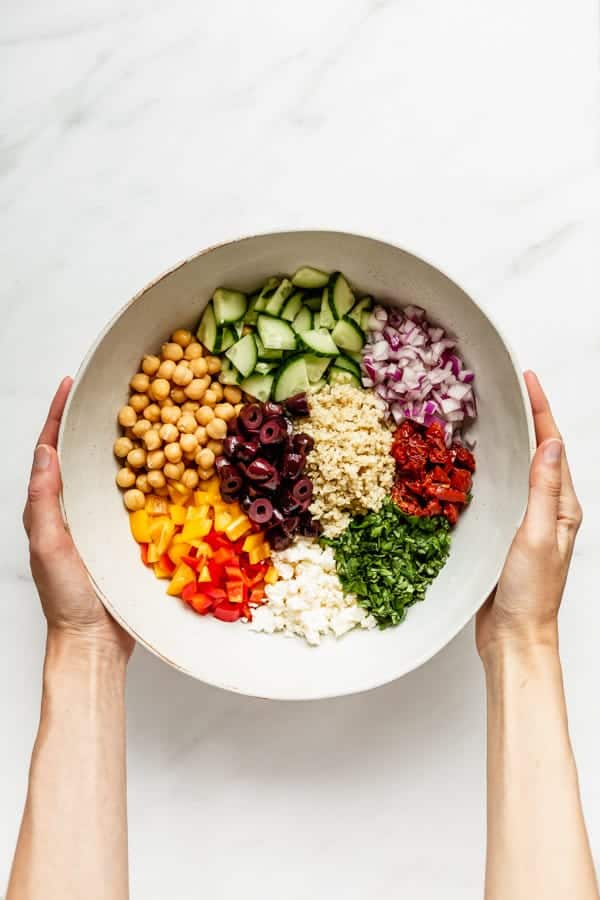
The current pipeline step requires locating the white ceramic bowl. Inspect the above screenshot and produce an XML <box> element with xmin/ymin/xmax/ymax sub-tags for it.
<box><xmin>59</xmin><ymin>231</ymin><xmax>535</xmax><ymax>700</ymax></box>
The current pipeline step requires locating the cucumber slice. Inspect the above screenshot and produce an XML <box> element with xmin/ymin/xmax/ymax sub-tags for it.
<box><xmin>346</xmin><ymin>350</ymin><xmax>363</xmax><ymax>365</ymax></box>
<box><xmin>292</xmin><ymin>306</ymin><xmax>313</xmax><ymax>335</ymax></box>
<box><xmin>313</xmin><ymin>311</ymin><xmax>321</xmax><ymax>330</ymax></box>
<box><xmin>291</xmin><ymin>266</ymin><xmax>329</xmax><ymax>289</ymax></box>
<box><xmin>225</xmin><ymin>333</ymin><xmax>258</xmax><ymax>378</ymax></box>
<box><xmin>257</xmin><ymin>314</ymin><xmax>297</xmax><ymax>351</ymax></box>
<box><xmin>196</xmin><ymin>302</ymin><xmax>217</xmax><ymax>352</ymax></box>
<box><xmin>361</xmin><ymin>312</ymin><xmax>372</xmax><ymax>333</ymax></box>
<box><xmin>255</xmin><ymin>334</ymin><xmax>284</xmax><ymax>361</ymax></box>
<box><xmin>319</xmin><ymin>287</ymin><xmax>336</xmax><ymax>330</ymax></box>
<box><xmin>219</xmin><ymin>360</ymin><xmax>241</xmax><ymax>385</ymax></box>
<box><xmin>281</xmin><ymin>290</ymin><xmax>304</xmax><ymax>322</ymax></box>
<box><xmin>255</xmin><ymin>277</ymin><xmax>280</xmax><ymax>312</ymax></box>
<box><xmin>245</xmin><ymin>294</ymin><xmax>261</xmax><ymax>325</ymax></box>
<box><xmin>299</xmin><ymin>328</ymin><xmax>339</xmax><ymax>357</ymax></box>
<box><xmin>214</xmin><ymin>325</ymin><xmax>236</xmax><ymax>353</ymax></box>
<box><xmin>302</xmin><ymin>354</ymin><xmax>333</xmax><ymax>383</ymax></box>
<box><xmin>328</xmin><ymin>366</ymin><xmax>361</xmax><ymax>388</ymax></box>
<box><xmin>265</xmin><ymin>278</ymin><xmax>294</xmax><ymax>316</ymax></box>
<box><xmin>304</xmin><ymin>294</ymin><xmax>322</xmax><ymax>312</ymax></box>
<box><xmin>273</xmin><ymin>356</ymin><xmax>310</xmax><ymax>402</ymax></box>
<box><xmin>348</xmin><ymin>296</ymin><xmax>373</xmax><ymax>326</ymax></box>
<box><xmin>212</xmin><ymin>288</ymin><xmax>247</xmax><ymax>325</ymax></box>
<box><xmin>328</xmin><ymin>272</ymin><xmax>355</xmax><ymax>319</ymax></box>
<box><xmin>254</xmin><ymin>360</ymin><xmax>279</xmax><ymax>375</ymax></box>
<box><xmin>310</xmin><ymin>378</ymin><xmax>327</xmax><ymax>392</ymax></box>
<box><xmin>241</xmin><ymin>373</ymin><xmax>274</xmax><ymax>402</ymax></box>
<box><xmin>331</xmin><ymin>317</ymin><xmax>366</xmax><ymax>353</ymax></box>
<box><xmin>334</xmin><ymin>353</ymin><xmax>362</xmax><ymax>378</ymax></box>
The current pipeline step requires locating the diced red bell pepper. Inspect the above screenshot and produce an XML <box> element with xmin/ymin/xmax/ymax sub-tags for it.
<box><xmin>203</xmin><ymin>587</ymin><xmax>228</xmax><ymax>604</ymax></box>
<box><xmin>213</xmin><ymin>547</ymin><xmax>238</xmax><ymax>566</ymax></box>
<box><xmin>189</xmin><ymin>593</ymin><xmax>213</xmax><ymax>615</ymax></box>
<box><xmin>181</xmin><ymin>581</ymin><xmax>200</xmax><ymax>603</ymax></box>
<box><xmin>226</xmin><ymin>580</ymin><xmax>248</xmax><ymax>605</ymax></box>
<box><xmin>249</xmin><ymin>587</ymin><xmax>265</xmax><ymax>606</ymax></box>
<box><xmin>426</xmin><ymin>485</ymin><xmax>468</xmax><ymax>503</ymax></box>
<box><xmin>213</xmin><ymin>601</ymin><xmax>243</xmax><ymax>622</ymax></box>
<box><xmin>443</xmin><ymin>503</ymin><xmax>459</xmax><ymax>526</ymax></box>
<box><xmin>181</xmin><ymin>554</ymin><xmax>203</xmax><ymax>572</ymax></box>
<box><xmin>224</xmin><ymin>565</ymin><xmax>244</xmax><ymax>581</ymax></box>
<box><xmin>207</xmin><ymin>560</ymin><xmax>225</xmax><ymax>584</ymax></box>
<box><xmin>450</xmin><ymin>468</ymin><xmax>472</xmax><ymax>493</ymax></box>
<box><xmin>240</xmin><ymin>602</ymin><xmax>252</xmax><ymax>622</ymax></box>
<box><xmin>159</xmin><ymin>553</ymin><xmax>176</xmax><ymax>575</ymax></box>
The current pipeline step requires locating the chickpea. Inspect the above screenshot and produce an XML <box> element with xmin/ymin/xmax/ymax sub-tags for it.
<box><xmin>195</xmin><ymin>405</ymin><xmax>214</xmax><ymax>426</ymax></box>
<box><xmin>118</xmin><ymin>405</ymin><xmax>137</xmax><ymax>428</ymax></box>
<box><xmin>206</xmin><ymin>417</ymin><xmax>227</xmax><ymax>440</ymax></box>
<box><xmin>164</xmin><ymin>461</ymin><xmax>185</xmax><ymax>481</ymax></box>
<box><xmin>161</xmin><ymin>405</ymin><xmax>181</xmax><ymax>425</ymax></box>
<box><xmin>190</xmin><ymin>357</ymin><xmax>208</xmax><ymax>378</ymax></box>
<box><xmin>155</xmin><ymin>485</ymin><xmax>170</xmax><ymax>497</ymax></box>
<box><xmin>177</xmin><ymin>412</ymin><xmax>197</xmax><ymax>434</ymax></box>
<box><xmin>143</xmin><ymin>429</ymin><xmax>162</xmax><ymax>451</ymax></box>
<box><xmin>181</xmin><ymin>401</ymin><xmax>199</xmax><ymax>413</ymax></box>
<box><xmin>123</xmin><ymin>427</ymin><xmax>137</xmax><ymax>440</ymax></box>
<box><xmin>127</xmin><ymin>447</ymin><xmax>147</xmax><ymax>469</ymax></box>
<box><xmin>159</xmin><ymin>423</ymin><xmax>179</xmax><ymax>443</ymax></box>
<box><xmin>184</xmin><ymin>378</ymin><xmax>208</xmax><ymax>402</ymax></box>
<box><xmin>180</xmin><ymin>433</ymin><xmax>198</xmax><ymax>454</ymax></box>
<box><xmin>130</xmin><ymin>372</ymin><xmax>150</xmax><ymax>393</ymax></box>
<box><xmin>224</xmin><ymin>385</ymin><xmax>242</xmax><ymax>404</ymax></box>
<box><xmin>114</xmin><ymin>436</ymin><xmax>134</xmax><ymax>458</ymax></box>
<box><xmin>154</xmin><ymin>359</ymin><xmax>175</xmax><ymax>382</ymax></box>
<box><xmin>172</xmin><ymin>363</ymin><xmax>194</xmax><ymax>387</ymax></box>
<box><xmin>206</xmin><ymin>356</ymin><xmax>221</xmax><ymax>375</ymax></box>
<box><xmin>184</xmin><ymin>341</ymin><xmax>203</xmax><ymax>360</ymax></box>
<box><xmin>147</xmin><ymin>469</ymin><xmax>166</xmax><ymax>490</ymax></box>
<box><xmin>172</xmin><ymin>328</ymin><xmax>193</xmax><ymax>348</ymax></box>
<box><xmin>147</xmin><ymin>449</ymin><xmax>166</xmax><ymax>470</ymax></box>
<box><xmin>211</xmin><ymin>382</ymin><xmax>224</xmax><ymax>402</ymax></box>
<box><xmin>162</xmin><ymin>341</ymin><xmax>184</xmax><ymax>362</ymax></box>
<box><xmin>142</xmin><ymin>355</ymin><xmax>160</xmax><ymax>376</ymax></box>
<box><xmin>164</xmin><ymin>442</ymin><xmax>183</xmax><ymax>464</ymax></box>
<box><xmin>198</xmin><ymin>466</ymin><xmax>216</xmax><ymax>481</ymax></box>
<box><xmin>151</xmin><ymin>378</ymin><xmax>171</xmax><ymax>402</ymax></box>
<box><xmin>130</xmin><ymin>393</ymin><xmax>150</xmax><ymax>414</ymax></box>
<box><xmin>124</xmin><ymin>489</ymin><xmax>145</xmax><ymax>511</ymax></box>
<box><xmin>171</xmin><ymin>387</ymin><xmax>187</xmax><ymax>404</ymax></box>
<box><xmin>206</xmin><ymin>439</ymin><xmax>224</xmax><ymax>457</ymax></box>
<box><xmin>143</xmin><ymin>403</ymin><xmax>161</xmax><ymax>423</ymax></box>
<box><xmin>132</xmin><ymin>418</ymin><xmax>152</xmax><ymax>438</ymax></box>
<box><xmin>160</xmin><ymin>397</ymin><xmax>174</xmax><ymax>407</ymax></box>
<box><xmin>194</xmin><ymin>426</ymin><xmax>208</xmax><ymax>446</ymax></box>
<box><xmin>136</xmin><ymin>473</ymin><xmax>151</xmax><ymax>493</ymax></box>
<box><xmin>203</xmin><ymin>389</ymin><xmax>218</xmax><ymax>406</ymax></box>
<box><xmin>181</xmin><ymin>468</ymin><xmax>199</xmax><ymax>490</ymax></box>
<box><xmin>116</xmin><ymin>467</ymin><xmax>136</xmax><ymax>489</ymax></box>
<box><xmin>197</xmin><ymin>447</ymin><xmax>215</xmax><ymax>470</ymax></box>
<box><xmin>234</xmin><ymin>403</ymin><xmax>244</xmax><ymax>416</ymax></box>
<box><xmin>214</xmin><ymin>402</ymin><xmax>235</xmax><ymax>422</ymax></box>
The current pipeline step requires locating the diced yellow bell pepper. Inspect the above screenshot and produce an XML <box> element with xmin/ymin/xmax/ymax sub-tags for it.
<box><xmin>225</xmin><ymin>515</ymin><xmax>252</xmax><ymax>542</ymax></box>
<box><xmin>190</xmin><ymin>540</ymin><xmax>213</xmax><ymax>557</ymax></box>
<box><xmin>249</xmin><ymin>542</ymin><xmax>271</xmax><ymax>565</ymax></box>
<box><xmin>149</xmin><ymin>515</ymin><xmax>170</xmax><ymax>544</ymax></box>
<box><xmin>169</xmin><ymin>504</ymin><xmax>187</xmax><ymax>526</ymax></box>
<box><xmin>166</xmin><ymin>562</ymin><xmax>196</xmax><ymax>596</ymax></box>
<box><xmin>198</xmin><ymin>564</ymin><xmax>212</xmax><ymax>583</ymax></box>
<box><xmin>168</xmin><ymin>482</ymin><xmax>192</xmax><ymax>504</ymax></box>
<box><xmin>243</xmin><ymin>532</ymin><xmax>265</xmax><ymax>553</ymax></box>
<box><xmin>186</xmin><ymin>504</ymin><xmax>210</xmax><ymax>521</ymax></box>
<box><xmin>129</xmin><ymin>509</ymin><xmax>152</xmax><ymax>544</ymax></box>
<box><xmin>155</xmin><ymin>520</ymin><xmax>176</xmax><ymax>556</ymax></box>
<box><xmin>172</xmin><ymin>532</ymin><xmax>190</xmax><ymax>545</ymax></box>
<box><xmin>147</xmin><ymin>543</ymin><xmax>160</xmax><ymax>564</ymax></box>
<box><xmin>168</xmin><ymin>542</ymin><xmax>191</xmax><ymax>566</ymax></box>
<box><xmin>193</xmin><ymin>490</ymin><xmax>213</xmax><ymax>506</ymax></box>
<box><xmin>153</xmin><ymin>560</ymin><xmax>172</xmax><ymax>579</ymax></box>
<box><xmin>214</xmin><ymin>510</ymin><xmax>233</xmax><ymax>533</ymax></box>
<box><xmin>202</xmin><ymin>476</ymin><xmax>221</xmax><ymax>497</ymax></box>
<box><xmin>146</xmin><ymin>495</ymin><xmax>169</xmax><ymax>516</ymax></box>
<box><xmin>264</xmin><ymin>565</ymin><xmax>278</xmax><ymax>585</ymax></box>
<box><xmin>181</xmin><ymin>518</ymin><xmax>213</xmax><ymax>541</ymax></box>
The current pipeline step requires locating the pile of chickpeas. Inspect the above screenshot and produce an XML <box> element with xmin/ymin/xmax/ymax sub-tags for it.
<box><xmin>114</xmin><ymin>328</ymin><xmax>244</xmax><ymax>511</ymax></box>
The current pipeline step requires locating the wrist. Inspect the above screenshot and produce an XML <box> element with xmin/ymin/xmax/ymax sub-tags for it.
<box><xmin>45</xmin><ymin>626</ymin><xmax>130</xmax><ymax>676</ymax></box>
<box><xmin>480</xmin><ymin>625</ymin><xmax>560</xmax><ymax>676</ymax></box>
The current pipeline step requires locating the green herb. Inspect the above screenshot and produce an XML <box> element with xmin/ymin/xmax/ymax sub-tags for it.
<box><xmin>322</xmin><ymin>499</ymin><xmax>451</xmax><ymax>628</ymax></box>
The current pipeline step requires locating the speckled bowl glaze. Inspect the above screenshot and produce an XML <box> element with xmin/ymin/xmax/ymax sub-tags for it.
<box><xmin>58</xmin><ymin>231</ymin><xmax>535</xmax><ymax>700</ymax></box>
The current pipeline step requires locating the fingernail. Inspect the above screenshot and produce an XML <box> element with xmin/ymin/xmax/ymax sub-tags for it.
<box><xmin>34</xmin><ymin>445</ymin><xmax>51</xmax><ymax>470</ymax></box>
<box><xmin>543</xmin><ymin>439</ymin><xmax>562</xmax><ymax>464</ymax></box>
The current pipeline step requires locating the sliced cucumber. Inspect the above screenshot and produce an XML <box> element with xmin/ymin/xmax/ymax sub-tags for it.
<box><xmin>291</xmin><ymin>306</ymin><xmax>313</xmax><ymax>335</ymax></box>
<box><xmin>196</xmin><ymin>302</ymin><xmax>217</xmax><ymax>352</ymax></box>
<box><xmin>273</xmin><ymin>356</ymin><xmax>310</xmax><ymax>402</ymax></box>
<box><xmin>313</xmin><ymin>311</ymin><xmax>321</xmax><ymax>330</ymax></box>
<box><xmin>291</xmin><ymin>266</ymin><xmax>329</xmax><ymax>289</ymax></box>
<box><xmin>346</xmin><ymin>350</ymin><xmax>363</xmax><ymax>365</ymax></box>
<box><xmin>255</xmin><ymin>277</ymin><xmax>280</xmax><ymax>312</ymax></box>
<box><xmin>302</xmin><ymin>354</ymin><xmax>333</xmax><ymax>383</ymax></box>
<box><xmin>333</xmin><ymin>353</ymin><xmax>362</xmax><ymax>378</ymax></box>
<box><xmin>225</xmin><ymin>333</ymin><xmax>258</xmax><ymax>378</ymax></box>
<box><xmin>348</xmin><ymin>295</ymin><xmax>373</xmax><ymax>326</ymax></box>
<box><xmin>310</xmin><ymin>378</ymin><xmax>327</xmax><ymax>392</ymax></box>
<box><xmin>241</xmin><ymin>373</ymin><xmax>274</xmax><ymax>402</ymax></box>
<box><xmin>299</xmin><ymin>328</ymin><xmax>339</xmax><ymax>357</ymax></box>
<box><xmin>265</xmin><ymin>278</ymin><xmax>294</xmax><ymax>316</ymax></box>
<box><xmin>328</xmin><ymin>366</ymin><xmax>361</xmax><ymax>388</ymax></box>
<box><xmin>319</xmin><ymin>287</ymin><xmax>336</xmax><ymax>330</ymax></box>
<box><xmin>214</xmin><ymin>325</ymin><xmax>236</xmax><ymax>353</ymax></box>
<box><xmin>219</xmin><ymin>360</ymin><xmax>241</xmax><ymax>385</ymax></box>
<box><xmin>304</xmin><ymin>293</ymin><xmax>323</xmax><ymax>312</ymax></box>
<box><xmin>254</xmin><ymin>360</ymin><xmax>279</xmax><ymax>375</ymax></box>
<box><xmin>255</xmin><ymin>334</ymin><xmax>284</xmax><ymax>361</ymax></box>
<box><xmin>257</xmin><ymin>314</ymin><xmax>297</xmax><ymax>351</ymax></box>
<box><xmin>212</xmin><ymin>288</ymin><xmax>247</xmax><ymax>325</ymax></box>
<box><xmin>328</xmin><ymin>272</ymin><xmax>355</xmax><ymax>319</ymax></box>
<box><xmin>281</xmin><ymin>290</ymin><xmax>304</xmax><ymax>322</ymax></box>
<box><xmin>331</xmin><ymin>317</ymin><xmax>366</xmax><ymax>353</ymax></box>
<box><xmin>245</xmin><ymin>294</ymin><xmax>261</xmax><ymax>325</ymax></box>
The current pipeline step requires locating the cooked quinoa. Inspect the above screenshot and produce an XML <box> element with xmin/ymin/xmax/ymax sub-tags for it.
<box><xmin>302</xmin><ymin>384</ymin><xmax>395</xmax><ymax>537</ymax></box>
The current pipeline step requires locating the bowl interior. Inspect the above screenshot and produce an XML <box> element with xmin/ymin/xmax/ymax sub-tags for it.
<box><xmin>59</xmin><ymin>231</ymin><xmax>534</xmax><ymax>699</ymax></box>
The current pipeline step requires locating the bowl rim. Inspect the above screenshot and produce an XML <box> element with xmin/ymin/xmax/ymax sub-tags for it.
<box><xmin>58</xmin><ymin>228</ymin><xmax>536</xmax><ymax>700</ymax></box>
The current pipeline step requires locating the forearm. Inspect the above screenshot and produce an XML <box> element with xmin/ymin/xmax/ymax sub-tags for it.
<box><xmin>483</xmin><ymin>639</ymin><xmax>598</xmax><ymax>900</ymax></box>
<box><xmin>8</xmin><ymin>631</ymin><xmax>129</xmax><ymax>900</ymax></box>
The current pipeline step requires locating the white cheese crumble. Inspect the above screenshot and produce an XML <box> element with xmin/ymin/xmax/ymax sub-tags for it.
<box><xmin>249</xmin><ymin>538</ymin><xmax>376</xmax><ymax>646</ymax></box>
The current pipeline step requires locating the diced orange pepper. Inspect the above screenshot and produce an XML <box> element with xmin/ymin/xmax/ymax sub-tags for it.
<box><xmin>166</xmin><ymin>562</ymin><xmax>196</xmax><ymax>596</ymax></box>
<box><xmin>146</xmin><ymin>495</ymin><xmax>169</xmax><ymax>516</ymax></box>
<box><xmin>225</xmin><ymin>515</ymin><xmax>252</xmax><ymax>542</ymax></box>
<box><xmin>243</xmin><ymin>532</ymin><xmax>265</xmax><ymax>553</ymax></box>
<box><xmin>129</xmin><ymin>509</ymin><xmax>152</xmax><ymax>544</ymax></box>
<box><xmin>147</xmin><ymin>543</ymin><xmax>160</xmax><ymax>564</ymax></box>
<box><xmin>168</xmin><ymin>504</ymin><xmax>187</xmax><ymax>526</ymax></box>
<box><xmin>168</xmin><ymin>542</ymin><xmax>192</xmax><ymax>566</ymax></box>
<box><xmin>248</xmin><ymin>542</ymin><xmax>271</xmax><ymax>565</ymax></box>
<box><xmin>264</xmin><ymin>565</ymin><xmax>278</xmax><ymax>585</ymax></box>
<box><xmin>198</xmin><ymin>564</ymin><xmax>212</xmax><ymax>583</ymax></box>
<box><xmin>181</xmin><ymin>517</ymin><xmax>213</xmax><ymax>541</ymax></box>
<box><xmin>153</xmin><ymin>560</ymin><xmax>172</xmax><ymax>579</ymax></box>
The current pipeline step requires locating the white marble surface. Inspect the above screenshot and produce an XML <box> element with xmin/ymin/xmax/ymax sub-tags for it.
<box><xmin>1</xmin><ymin>0</ymin><xmax>599</xmax><ymax>896</ymax></box>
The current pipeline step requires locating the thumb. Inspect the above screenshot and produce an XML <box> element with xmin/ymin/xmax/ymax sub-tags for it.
<box><xmin>523</xmin><ymin>438</ymin><xmax>563</xmax><ymax>544</ymax></box>
<box><xmin>24</xmin><ymin>445</ymin><xmax>66</xmax><ymax>545</ymax></box>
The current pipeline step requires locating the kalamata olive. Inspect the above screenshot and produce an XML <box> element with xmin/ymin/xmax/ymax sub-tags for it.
<box><xmin>223</xmin><ymin>435</ymin><xmax>242</xmax><ymax>459</ymax></box>
<box><xmin>248</xmin><ymin>498</ymin><xmax>274</xmax><ymax>525</ymax></box>
<box><xmin>246</xmin><ymin>458</ymin><xmax>275</xmax><ymax>482</ymax></box>
<box><xmin>259</xmin><ymin>417</ymin><xmax>285</xmax><ymax>445</ymax></box>
<box><xmin>291</xmin><ymin>476</ymin><xmax>313</xmax><ymax>503</ymax></box>
<box><xmin>246</xmin><ymin>484</ymin><xmax>262</xmax><ymax>500</ymax></box>
<box><xmin>281</xmin><ymin>515</ymin><xmax>300</xmax><ymax>536</ymax></box>
<box><xmin>296</xmin><ymin>495</ymin><xmax>312</xmax><ymax>513</ymax></box>
<box><xmin>292</xmin><ymin>433</ymin><xmax>314</xmax><ymax>455</ymax></box>
<box><xmin>280</xmin><ymin>493</ymin><xmax>301</xmax><ymax>516</ymax></box>
<box><xmin>282</xmin><ymin>452</ymin><xmax>305</xmax><ymax>480</ymax></box>
<box><xmin>271</xmin><ymin>507</ymin><xmax>285</xmax><ymax>527</ymax></box>
<box><xmin>282</xmin><ymin>417</ymin><xmax>294</xmax><ymax>437</ymax></box>
<box><xmin>261</xmin><ymin>469</ymin><xmax>281</xmax><ymax>492</ymax></box>
<box><xmin>240</xmin><ymin>495</ymin><xmax>253</xmax><ymax>513</ymax></box>
<box><xmin>215</xmin><ymin>455</ymin><xmax>231</xmax><ymax>474</ymax></box>
<box><xmin>237</xmin><ymin>439</ymin><xmax>261</xmax><ymax>463</ymax></box>
<box><xmin>284</xmin><ymin>393</ymin><xmax>310</xmax><ymax>417</ymax></box>
<box><xmin>267</xmin><ymin>527</ymin><xmax>293</xmax><ymax>552</ymax></box>
<box><xmin>227</xmin><ymin>418</ymin><xmax>238</xmax><ymax>435</ymax></box>
<box><xmin>239</xmin><ymin>403</ymin><xmax>264</xmax><ymax>433</ymax></box>
<box><xmin>299</xmin><ymin>512</ymin><xmax>323</xmax><ymax>538</ymax></box>
<box><xmin>263</xmin><ymin>401</ymin><xmax>284</xmax><ymax>418</ymax></box>
<box><xmin>220</xmin><ymin>465</ymin><xmax>244</xmax><ymax>495</ymax></box>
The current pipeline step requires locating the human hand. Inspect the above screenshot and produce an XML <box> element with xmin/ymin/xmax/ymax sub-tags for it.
<box><xmin>476</xmin><ymin>371</ymin><xmax>583</xmax><ymax>662</ymax></box>
<box><xmin>23</xmin><ymin>378</ymin><xmax>134</xmax><ymax>660</ymax></box>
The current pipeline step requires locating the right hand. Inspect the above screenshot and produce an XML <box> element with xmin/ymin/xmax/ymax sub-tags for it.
<box><xmin>476</xmin><ymin>371</ymin><xmax>583</xmax><ymax>661</ymax></box>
